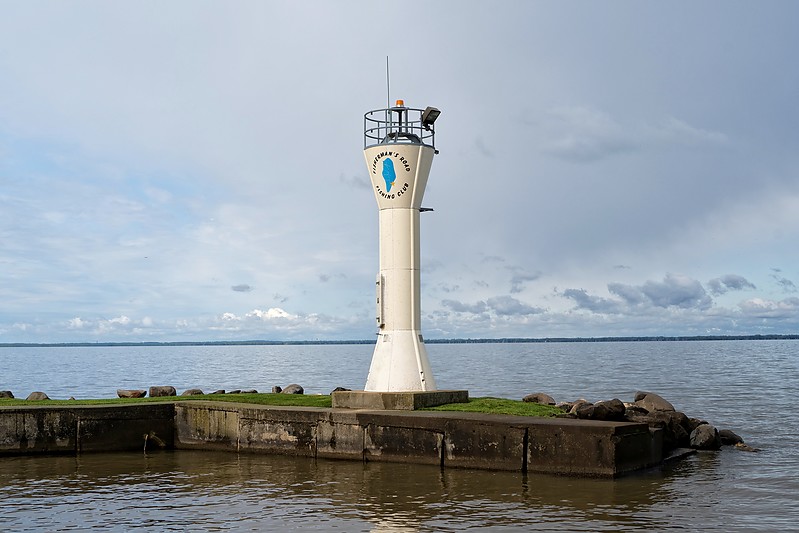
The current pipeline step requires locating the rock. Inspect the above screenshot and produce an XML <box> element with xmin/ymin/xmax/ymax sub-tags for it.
<box><xmin>591</xmin><ymin>399</ymin><xmax>626</xmax><ymax>421</ymax></box>
<box><xmin>719</xmin><ymin>429</ymin><xmax>744</xmax><ymax>446</ymax></box>
<box><xmin>26</xmin><ymin>391</ymin><xmax>50</xmax><ymax>401</ymax></box>
<box><xmin>210</xmin><ymin>389</ymin><xmax>225</xmax><ymax>394</ymax></box>
<box><xmin>574</xmin><ymin>403</ymin><xmax>595</xmax><ymax>419</ymax></box>
<box><xmin>331</xmin><ymin>387</ymin><xmax>351</xmax><ymax>393</ymax></box>
<box><xmin>228</xmin><ymin>389</ymin><xmax>241</xmax><ymax>394</ymax></box>
<box><xmin>690</xmin><ymin>424</ymin><xmax>721</xmax><ymax>450</ymax></box>
<box><xmin>569</xmin><ymin>400</ymin><xmax>592</xmax><ymax>415</ymax></box>
<box><xmin>571</xmin><ymin>399</ymin><xmax>626</xmax><ymax>421</ymax></box>
<box><xmin>149</xmin><ymin>386</ymin><xmax>176</xmax><ymax>397</ymax></box>
<box><xmin>555</xmin><ymin>402</ymin><xmax>573</xmax><ymax>412</ymax></box>
<box><xmin>281</xmin><ymin>384</ymin><xmax>304</xmax><ymax>395</ymax></box>
<box><xmin>117</xmin><ymin>389</ymin><xmax>147</xmax><ymax>398</ymax></box>
<box><xmin>0</xmin><ymin>390</ymin><xmax>14</xmax><ymax>399</ymax></box>
<box><xmin>68</xmin><ymin>397</ymin><xmax>76</xmax><ymax>401</ymax></box>
<box><xmin>687</xmin><ymin>417</ymin><xmax>708</xmax><ymax>433</ymax></box>
<box><xmin>522</xmin><ymin>392</ymin><xmax>556</xmax><ymax>405</ymax></box>
<box><xmin>181</xmin><ymin>389</ymin><xmax>204</xmax><ymax>396</ymax></box>
<box><xmin>635</xmin><ymin>410</ymin><xmax>691</xmax><ymax>451</ymax></box>
<box><xmin>272</xmin><ymin>386</ymin><xmax>283</xmax><ymax>393</ymax></box>
<box><xmin>241</xmin><ymin>389</ymin><xmax>258</xmax><ymax>394</ymax></box>
<box><xmin>634</xmin><ymin>391</ymin><xmax>675</xmax><ymax>412</ymax></box>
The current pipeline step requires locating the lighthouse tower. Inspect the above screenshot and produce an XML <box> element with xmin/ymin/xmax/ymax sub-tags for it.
<box><xmin>363</xmin><ymin>101</ymin><xmax>441</xmax><ymax>391</ymax></box>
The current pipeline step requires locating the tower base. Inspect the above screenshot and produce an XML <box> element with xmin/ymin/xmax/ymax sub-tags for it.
<box><xmin>332</xmin><ymin>390</ymin><xmax>469</xmax><ymax>410</ymax></box>
<box><xmin>365</xmin><ymin>330</ymin><xmax>437</xmax><ymax>391</ymax></box>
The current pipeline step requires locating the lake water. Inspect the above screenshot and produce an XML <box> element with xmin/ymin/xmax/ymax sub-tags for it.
<box><xmin>1</xmin><ymin>340</ymin><xmax>798</xmax><ymax>531</ymax></box>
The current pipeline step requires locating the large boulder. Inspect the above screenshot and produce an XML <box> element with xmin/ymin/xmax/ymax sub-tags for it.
<box><xmin>149</xmin><ymin>386</ymin><xmax>176</xmax><ymax>397</ymax></box>
<box><xmin>568</xmin><ymin>399</ymin><xmax>592</xmax><ymax>415</ymax></box>
<box><xmin>631</xmin><ymin>410</ymin><xmax>691</xmax><ymax>451</ymax></box>
<box><xmin>634</xmin><ymin>391</ymin><xmax>675</xmax><ymax>412</ymax></box>
<box><xmin>690</xmin><ymin>424</ymin><xmax>721</xmax><ymax>450</ymax></box>
<box><xmin>719</xmin><ymin>429</ymin><xmax>744</xmax><ymax>446</ymax></box>
<box><xmin>522</xmin><ymin>392</ymin><xmax>556</xmax><ymax>405</ymax></box>
<box><xmin>26</xmin><ymin>391</ymin><xmax>50</xmax><ymax>401</ymax></box>
<box><xmin>573</xmin><ymin>399</ymin><xmax>626</xmax><ymax>421</ymax></box>
<box><xmin>281</xmin><ymin>384</ymin><xmax>304</xmax><ymax>395</ymax></box>
<box><xmin>592</xmin><ymin>399</ymin><xmax>626</xmax><ymax>421</ymax></box>
<box><xmin>271</xmin><ymin>386</ymin><xmax>283</xmax><ymax>393</ymax></box>
<box><xmin>117</xmin><ymin>389</ymin><xmax>147</xmax><ymax>398</ymax></box>
<box><xmin>0</xmin><ymin>390</ymin><xmax>14</xmax><ymax>399</ymax></box>
<box><xmin>180</xmin><ymin>389</ymin><xmax>204</xmax><ymax>396</ymax></box>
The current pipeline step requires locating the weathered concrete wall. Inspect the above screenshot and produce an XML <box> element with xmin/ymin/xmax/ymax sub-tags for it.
<box><xmin>0</xmin><ymin>404</ymin><xmax>174</xmax><ymax>455</ymax></box>
<box><xmin>1</xmin><ymin>402</ymin><xmax>665</xmax><ymax>477</ymax></box>
<box><xmin>173</xmin><ymin>403</ymin><xmax>663</xmax><ymax>477</ymax></box>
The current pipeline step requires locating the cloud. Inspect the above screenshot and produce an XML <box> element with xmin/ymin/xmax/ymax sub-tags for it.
<box><xmin>442</xmin><ymin>296</ymin><xmax>543</xmax><ymax>317</ymax></box>
<box><xmin>533</xmin><ymin>106</ymin><xmax>728</xmax><ymax>163</ymax></box>
<box><xmin>561</xmin><ymin>288</ymin><xmax>622</xmax><ymax>314</ymax></box>
<box><xmin>486</xmin><ymin>296</ymin><xmax>545</xmax><ymax>316</ymax></box>
<box><xmin>770</xmin><ymin>269</ymin><xmax>797</xmax><ymax>293</ymax></box>
<box><xmin>231</xmin><ymin>284</ymin><xmax>253</xmax><ymax>292</ymax></box>
<box><xmin>537</xmin><ymin>106</ymin><xmax>638</xmax><ymax>163</ymax></box>
<box><xmin>707</xmin><ymin>274</ymin><xmax>756</xmax><ymax>296</ymax></box>
<box><xmin>442</xmin><ymin>299</ymin><xmax>488</xmax><ymax>314</ymax></box>
<box><xmin>738</xmin><ymin>297</ymin><xmax>799</xmax><ymax>319</ymax></box>
<box><xmin>565</xmin><ymin>274</ymin><xmax>712</xmax><ymax>313</ymax></box>
<box><xmin>509</xmin><ymin>271</ymin><xmax>541</xmax><ymax>293</ymax></box>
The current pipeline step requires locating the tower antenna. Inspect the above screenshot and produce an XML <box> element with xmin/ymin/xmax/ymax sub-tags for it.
<box><xmin>386</xmin><ymin>56</ymin><xmax>390</xmax><ymax>109</ymax></box>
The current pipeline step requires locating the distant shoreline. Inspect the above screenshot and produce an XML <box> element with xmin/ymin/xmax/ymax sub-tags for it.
<box><xmin>1</xmin><ymin>334</ymin><xmax>797</xmax><ymax>348</ymax></box>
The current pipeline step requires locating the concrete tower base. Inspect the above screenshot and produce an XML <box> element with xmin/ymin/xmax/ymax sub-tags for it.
<box><xmin>332</xmin><ymin>390</ymin><xmax>469</xmax><ymax>410</ymax></box>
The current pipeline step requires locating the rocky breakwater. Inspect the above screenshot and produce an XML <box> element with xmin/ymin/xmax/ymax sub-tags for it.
<box><xmin>523</xmin><ymin>390</ymin><xmax>757</xmax><ymax>453</ymax></box>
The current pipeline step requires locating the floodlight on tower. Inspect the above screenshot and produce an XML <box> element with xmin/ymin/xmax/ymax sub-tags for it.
<box><xmin>363</xmin><ymin>99</ymin><xmax>441</xmax><ymax>391</ymax></box>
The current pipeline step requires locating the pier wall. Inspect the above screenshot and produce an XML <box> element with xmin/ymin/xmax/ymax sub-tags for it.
<box><xmin>0</xmin><ymin>402</ymin><xmax>664</xmax><ymax>478</ymax></box>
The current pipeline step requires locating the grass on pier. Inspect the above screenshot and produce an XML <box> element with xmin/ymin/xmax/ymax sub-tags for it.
<box><xmin>0</xmin><ymin>393</ymin><xmax>333</xmax><ymax>408</ymax></box>
<box><xmin>425</xmin><ymin>397</ymin><xmax>562</xmax><ymax>417</ymax></box>
<box><xmin>1</xmin><ymin>394</ymin><xmax>560</xmax><ymax>416</ymax></box>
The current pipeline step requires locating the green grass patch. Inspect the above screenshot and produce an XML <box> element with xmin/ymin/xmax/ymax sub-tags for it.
<box><xmin>424</xmin><ymin>397</ymin><xmax>562</xmax><ymax>417</ymax></box>
<box><xmin>0</xmin><ymin>393</ymin><xmax>332</xmax><ymax>408</ymax></box>
<box><xmin>1</xmin><ymin>395</ymin><xmax>559</xmax><ymax>416</ymax></box>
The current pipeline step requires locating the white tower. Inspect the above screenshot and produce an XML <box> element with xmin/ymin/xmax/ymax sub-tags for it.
<box><xmin>363</xmin><ymin>100</ymin><xmax>441</xmax><ymax>391</ymax></box>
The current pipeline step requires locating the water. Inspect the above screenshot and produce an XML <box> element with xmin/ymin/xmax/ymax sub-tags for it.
<box><xmin>1</xmin><ymin>340</ymin><xmax>798</xmax><ymax>531</ymax></box>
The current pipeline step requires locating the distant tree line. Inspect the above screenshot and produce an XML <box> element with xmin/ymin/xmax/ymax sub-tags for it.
<box><xmin>2</xmin><ymin>334</ymin><xmax>797</xmax><ymax>348</ymax></box>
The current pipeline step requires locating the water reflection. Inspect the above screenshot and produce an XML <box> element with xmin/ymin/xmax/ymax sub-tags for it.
<box><xmin>0</xmin><ymin>450</ymin><xmax>694</xmax><ymax>532</ymax></box>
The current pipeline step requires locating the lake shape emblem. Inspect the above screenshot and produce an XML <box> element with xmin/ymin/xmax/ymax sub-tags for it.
<box><xmin>382</xmin><ymin>158</ymin><xmax>396</xmax><ymax>192</ymax></box>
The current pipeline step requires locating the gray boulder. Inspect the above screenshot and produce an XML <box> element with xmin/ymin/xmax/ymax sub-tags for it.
<box><xmin>241</xmin><ymin>389</ymin><xmax>258</xmax><ymax>394</ymax></box>
<box><xmin>26</xmin><ymin>391</ymin><xmax>50</xmax><ymax>401</ymax></box>
<box><xmin>180</xmin><ymin>389</ymin><xmax>204</xmax><ymax>396</ymax></box>
<box><xmin>592</xmin><ymin>399</ymin><xmax>626</xmax><ymax>421</ymax></box>
<box><xmin>271</xmin><ymin>386</ymin><xmax>283</xmax><ymax>393</ymax></box>
<box><xmin>331</xmin><ymin>387</ymin><xmax>351</xmax><ymax>394</ymax></box>
<box><xmin>573</xmin><ymin>399</ymin><xmax>626</xmax><ymax>421</ymax></box>
<box><xmin>719</xmin><ymin>429</ymin><xmax>744</xmax><ymax>445</ymax></box>
<box><xmin>690</xmin><ymin>424</ymin><xmax>721</xmax><ymax>450</ymax></box>
<box><xmin>0</xmin><ymin>390</ymin><xmax>14</xmax><ymax>399</ymax></box>
<box><xmin>117</xmin><ymin>389</ymin><xmax>147</xmax><ymax>398</ymax></box>
<box><xmin>210</xmin><ymin>389</ymin><xmax>225</xmax><ymax>394</ymax></box>
<box><xmin>634</xmin><ymin>391</ymin><xmax>675</xmax><ymax>412</ymax></box>
<box><xmin>522</xmin><ymin>392</ymin><xmax>556</xmax><ymax>405</ymax></box>
<box><xmin>282</xmin><ymin>384</ymin><xmax>304</xmax><ymax>395</ymax></box>
<box><xmin>228</xmin><ymin>389</ymin><xmax>241</xmax><ymax>394</ymax></box>
<box><xmin>569</xmin><ymin>399</ymin><xmax>592</xmax><ymax>415</ymax></box>
<box><xmin>149</xmin><ymin>386</ymin><xmax>176</xmax><ymax>397</ymax></box>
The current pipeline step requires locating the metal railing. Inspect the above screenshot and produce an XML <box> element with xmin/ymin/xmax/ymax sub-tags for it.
<box><xmin>364</xmin><ymin>106</ymin><xmax>436</xmax><ymax>149</ymax></box>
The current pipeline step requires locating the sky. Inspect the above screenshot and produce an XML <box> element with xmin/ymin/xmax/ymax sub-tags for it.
<box><xmin>1</xmin><ymin>1</ymin><xmax>799</xmax><ymax>343</ymax></box>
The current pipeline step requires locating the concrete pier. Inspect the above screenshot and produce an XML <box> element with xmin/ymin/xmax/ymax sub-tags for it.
<box><xmin>0</xmin><ymin>401</ymin><xmax>666</xmax><ymax>478</ymax></box>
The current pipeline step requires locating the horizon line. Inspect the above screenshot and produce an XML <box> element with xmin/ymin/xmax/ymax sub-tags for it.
<box><xmin>2</xmin><ymin>333</ymin><xmax>798</xmax><ymax>348</ymax></box>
